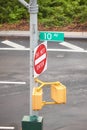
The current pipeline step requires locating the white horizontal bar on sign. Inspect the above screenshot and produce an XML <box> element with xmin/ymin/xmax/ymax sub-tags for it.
<box><xmin>2</xmin><ymin>40</ymin><xmax>25</xmax><ymax>48</ymax></box>
<box><xmin>0</xmin><ymin>126</ymin><xmax>15</xmax><ymax>129</ymax></box>
<box><xmin>59</xmin><ymin>41</ymin><xmax>84</xmax><ymax>50</ymax></box>
<box><xmin>35</xmin><ymin>53</ymin><xmax>46</xmax><ymax>65</ymax></box>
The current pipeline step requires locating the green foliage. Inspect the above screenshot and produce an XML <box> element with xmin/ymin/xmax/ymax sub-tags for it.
<box><xmin>0</xmin><ymin>0</ymin><xmax>87</xmax><ymax>27</ymax></box>
<box><xmin>0</xmin><ymin>0</ymin><xmax>28</xmax><ymax>23</ymax></box>
<box><xmin>38</xmin><ymin>0</ymin><xmax>87</xmax><ymax>27</ymax></box>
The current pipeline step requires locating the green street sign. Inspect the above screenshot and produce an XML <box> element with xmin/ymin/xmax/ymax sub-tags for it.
<box><xmin>39</xmin><ymin>31</ymin><xmax>64</xmax><ymax>42</ymax></box>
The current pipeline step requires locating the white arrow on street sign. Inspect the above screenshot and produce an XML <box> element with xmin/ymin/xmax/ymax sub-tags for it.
<box><xmin>34</xmin><ymin>41</ymin><xmax>47</xmax><ymax>78</ymax></box>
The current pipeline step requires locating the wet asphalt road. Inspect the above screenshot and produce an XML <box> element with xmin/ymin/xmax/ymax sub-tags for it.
<box><xmin>0</xmin><ymin>37</ymin><xmax>87</xmax><ymax>130</ymax></box>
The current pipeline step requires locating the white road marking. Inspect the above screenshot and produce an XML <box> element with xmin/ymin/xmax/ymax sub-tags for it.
<box><xmin>59</xmin><ymin>41</ymin><xmax>84</xmax><ymax>50</ymax></box>
<box><xmin>0</xmin><ymin>126</ymin><xmax>15</xmax><ymax>129</ymax></box>
<box><xmin>0</xmin><ymin>47</ymin><xmax>87</xmax><ymax>53</ymax></box>
<box><xmin>1</xmin><ymin>40</ymin><xmax>25</xmax><ymax>48</ymax></box>
<box><xmin>0</xmin><ymin>48</ymin><xmax>29</xmax><ymax>50</ymax></box>
<box><xmin>0</xmin><ymin>81</ymin><xmax>26</xmax><ymax>84</ymax></box>
<box><xmin>47</xmin><ymin>48</ymin><xmax>87</xmax><ymax>53</ymax></box>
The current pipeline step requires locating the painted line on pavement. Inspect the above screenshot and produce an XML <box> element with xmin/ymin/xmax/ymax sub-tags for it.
<box><xmin>1</xmin><ymin>40</ymin><xmax>25</xmax><ymax>48</ymax></box>
<box><xmin>0</xmin><ymin>48</ymin><xmax>29</xmax><ymax>50</ymax></box>
<box><xmin>59</xmin><ymin>41</ymin><xmax>84</xmax><ymax>50</ymax></box>
<box><xmin>0</xmin><ymin>47</ymin><xmax>87</xmax><ymax>53</ymax></box>
<box><xmin>0</xmin><ymin>81</ymin><xmax>26</xmax><ymax>84</ymax></box>
<box><xmin>0</xmin><ymin>126</ymin><xmax>15</xmax><ymax>130</ymax></box>
<box><xmin>48</xmin><ymin>48</ymin><xmax>87</xmax><ymax>53</ymax></box>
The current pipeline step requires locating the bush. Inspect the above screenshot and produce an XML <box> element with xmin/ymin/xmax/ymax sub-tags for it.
<box><xmin>0</xmin><ymin>0</ymin><xmax>87</xmax><ymax>27</ymax></box>
<box><xmin>38</xmin><ymin>0</ymin><xmax>87</xmax><ymax>27</ymax></box>
<box><xmin>0</xmin><ymin>0</ymin><xmax>28</xmax><ymax>23</ymax></box>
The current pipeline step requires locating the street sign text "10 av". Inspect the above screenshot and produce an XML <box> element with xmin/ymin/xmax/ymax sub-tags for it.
<box><xmin>39</xmin><ymin>31</ymin><xmax>64</xmax><ymax>42</ymax></box>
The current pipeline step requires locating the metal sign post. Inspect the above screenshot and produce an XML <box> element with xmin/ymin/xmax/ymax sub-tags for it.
<box><xmin>18</xmin><ymin>0</ymin><xmax>38</xmax><ymax>115</ymax></box>
<box><xmin>29</xmin><ymin>0</ymin><xmax>38</xmax><ymax>115</ymax></box>
<box><xmin>18</xmin><ymin>2</ymin><xmax>43</xmax><ymax>130</ymax></box>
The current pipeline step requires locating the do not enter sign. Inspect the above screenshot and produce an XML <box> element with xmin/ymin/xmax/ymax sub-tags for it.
<box><xmin>34</xmin><ymin>41</ymin><xmax>47</xmax><ymax>78</ymax></box>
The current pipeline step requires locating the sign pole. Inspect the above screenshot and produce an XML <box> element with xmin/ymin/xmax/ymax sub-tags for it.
<box><xmin>18</xmin><ymin>0</ymin><xmax>38</xmax><ymax>115</ymax></box>
<box><xmin>29</xmin><ymin>0</ymin><xmax>38</xmax><ymax>115</ymax></box>
<box><xmin>18</xmin><ymin>1</ymin><xmax>43</xmax><ymax>130</ymax></box>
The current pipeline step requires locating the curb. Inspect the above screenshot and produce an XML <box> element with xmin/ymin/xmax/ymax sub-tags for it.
<box><xmin>64</xmin><ymin>31</ymin><xmax>87</xmax><ymax>38</ymax></box>
<box><xmin>0</xmin><ymin>31</ymin><xmax>30</xmax><ymax>37</ymax></box>
<box><xmin>0</xmin><ymin>31</ymin><xmax>87</xmax><ymax>38</ymax></box>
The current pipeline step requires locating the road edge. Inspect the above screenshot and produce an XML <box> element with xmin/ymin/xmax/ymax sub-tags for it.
<box><xmin>0</xmin><ymin>31</ymin><xmax>87</xmax><ymax>38</ymax></box>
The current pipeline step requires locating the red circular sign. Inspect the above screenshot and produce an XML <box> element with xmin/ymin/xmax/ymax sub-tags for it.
<box><xmin>34</xmin><ymin>43</ymin><xmax>47</xmax><ymax>76</ymax></box>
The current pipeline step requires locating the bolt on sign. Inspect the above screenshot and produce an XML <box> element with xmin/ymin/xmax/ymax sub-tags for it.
<box><xmin>34</xmin><ymin>41</ymin><xmax>47</xmax><ymax>78</ymax></box>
